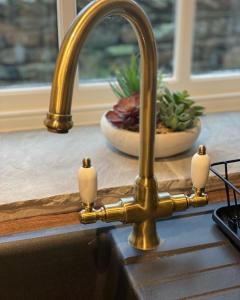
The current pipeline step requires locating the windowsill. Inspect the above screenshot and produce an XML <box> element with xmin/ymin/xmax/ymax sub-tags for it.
<box><xmin>1</xmin><ymin>111</ymin><xmax>240</xmax><ymax>223</ymax></box>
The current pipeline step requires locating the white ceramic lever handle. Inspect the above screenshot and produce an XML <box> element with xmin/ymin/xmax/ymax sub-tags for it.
<box><xmin>191</xmin><ymin>145</ymin><xmax>210</xmax><ymax>189</ymax></box>
<box><xmin>78</xmin><ymin>158</ymin><xmax>97</xmax><ymax>208</ymax></box>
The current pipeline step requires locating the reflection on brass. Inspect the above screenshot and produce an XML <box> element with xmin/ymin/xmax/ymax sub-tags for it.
<box><xmin>44</xmin><ymin>0</ymin><xmax>208</xmax><ymax>250</ymax></box>
<box><xmin>198</xmin><ymin>145</ymin><xmax>206</xmax><ymax>155</ymax></box>
<box><xmin>82</xmin><ymin>158</ymin><xmax>91</xmax><ymax>168</ymax></box>
<box><xmin>83</xmin><ymin>202</ymin><xmax>94</xmax><ymax>213</ymax></box>
<box><xmin>189</xmin><ymin>187</ymin><xmax>208</xmax><ymax>207</ymax></box>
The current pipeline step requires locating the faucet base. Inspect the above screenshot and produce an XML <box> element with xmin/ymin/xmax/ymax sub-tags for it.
<box><xmin>128</xmin><ymin>220</ymin><xmax>159</xmax><ymax>250</ymax></box>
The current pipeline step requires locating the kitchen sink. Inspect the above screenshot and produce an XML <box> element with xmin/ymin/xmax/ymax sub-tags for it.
<box><xmin>0</xmin><ymin>224</ymin><xmax>131</xmax><ymax>300</ymax></box>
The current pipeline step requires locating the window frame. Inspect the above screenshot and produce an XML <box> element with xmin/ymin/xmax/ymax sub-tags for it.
<box><xmin>1</xmin><ymin>0</ymin><xmax>240</xmax><ymax>132</ymax></box>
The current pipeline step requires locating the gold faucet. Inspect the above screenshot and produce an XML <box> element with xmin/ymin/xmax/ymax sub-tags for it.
<box><xmin>44</xmin><ymin>0</ymin><xmax>209</xmax><ymax>250</ymax></box>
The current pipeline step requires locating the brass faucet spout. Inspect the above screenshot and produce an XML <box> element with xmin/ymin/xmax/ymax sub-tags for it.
<box><xmin>44</xmin><ymin>0</ymin><xmax>157</xmax><ymax>179</ymax></box>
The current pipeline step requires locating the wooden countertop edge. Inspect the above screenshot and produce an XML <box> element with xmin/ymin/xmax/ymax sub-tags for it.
<box><xmin>0</xmin><ymin>189</ymin><xmax>227</xmax><ymax>237</ymax></box>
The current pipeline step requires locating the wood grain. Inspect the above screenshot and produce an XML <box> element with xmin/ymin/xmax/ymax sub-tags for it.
<box><xmin>0</xmin><ymin>212</ymin><xmax>80</xmax><ymax>236</ymax></box>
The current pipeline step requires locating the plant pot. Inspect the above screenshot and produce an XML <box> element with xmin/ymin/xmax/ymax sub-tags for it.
<box><xmin>100</xmin><ymin>113</ymin><xmax>201</xmax><ymax>158</ymax></box>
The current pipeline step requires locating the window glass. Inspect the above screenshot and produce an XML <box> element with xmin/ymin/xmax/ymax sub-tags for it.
<box><xmin>192</xmin><ymin>0</ymin><xmax>240</xmax><ymax>74</ymax></box>
<box><xmin>0</xmin><ymin>0</ymin><xmax>58</xmax><ymax>87</ymax></box>
<box><xmin>77</xmin><ymin>0</ymin><xmax>175</xmax><ymax>80</ymax></box>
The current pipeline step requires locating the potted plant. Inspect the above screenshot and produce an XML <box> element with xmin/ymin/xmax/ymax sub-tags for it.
<box><xmin>100</xmin><ymin>56</ymin><xmax>204</xmax><ymax>158</ymax></box>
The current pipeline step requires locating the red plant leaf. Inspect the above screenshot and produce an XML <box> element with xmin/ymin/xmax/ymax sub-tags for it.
<box><xmin>113</xmin><ymin>93</ymin><xmax>140</xmax><ymax>114</ymax></box>
<box><xmin>106</xmin><ymin>93</ymin><xmax>140</xmax><ymax>131</ymax></box>
<box><xmin>105</xmin><ymin>110</ymin><xmax>123</xmax><ymax>128</ymax></box>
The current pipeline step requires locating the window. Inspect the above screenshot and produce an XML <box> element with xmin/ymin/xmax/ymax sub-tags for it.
<box><xmin>193</xmin><ymin>0</ymin><xmax>240</xmax><ymax>74</ymax></box>
<box><xmin>0</xmin><ymin>0</ymin><xmax>58</xmax><ymax>87</ymax></box>
<box><xmin>1</xmin><ymin>0</ymin><xmax>240</xmax><ymax>132</ymax></box>
<box><xmin>77</xmin><ymin>0</ymin><xmax>175</xmax><ymax>79</ymax></box>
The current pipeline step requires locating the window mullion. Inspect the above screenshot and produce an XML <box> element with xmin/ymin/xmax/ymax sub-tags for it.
<box><xmin>173</xmin><ymin>0</ymin><xmax>196</xmax><ymax>86</ymax></box>
<box><xmin>57</xmin><ymin>0</ymin><xmax>77</xmax><ymax>45</ymax></box>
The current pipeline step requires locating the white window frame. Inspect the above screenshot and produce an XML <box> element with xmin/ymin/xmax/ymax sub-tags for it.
<box><xmin>1</xmin><ymin>0</ymin><xmax>240</xmax><ymax>132</ymax></box>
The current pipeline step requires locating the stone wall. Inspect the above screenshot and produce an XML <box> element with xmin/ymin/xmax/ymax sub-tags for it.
<box><xmin>0</xmin><ymin>0</ymin><xmax>239</xmax><ymax>87</ymax></box>
<box><xmin>0</xmin><ymin>0</ymin><xmax>58</xmax><ymax>86</ymax></box>
<box><xmin>193</xmin><ymin>0</ymin><xmax>240</xmax><ymax>73</ymax></box>
<box><xmin>77</xmin><ymin>0</ymin><xmax>175</xmax><ymax>79</ymax></box>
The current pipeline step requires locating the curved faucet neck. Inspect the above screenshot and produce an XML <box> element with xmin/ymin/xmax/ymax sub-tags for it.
<box><xmin>44</xmin><ymin>0</ymin><xmax>158</xmax><ymax>180</ymax></box>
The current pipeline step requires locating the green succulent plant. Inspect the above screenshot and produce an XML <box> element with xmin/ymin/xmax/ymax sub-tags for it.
<box><xmin>156</xmin><ymin>76</ymin><xmax>204</xmax><ymax>131</ymax></box>
<box><xmin>109</xmin><ymin>55</ymin><xmax>204</xmax><ymax>132</ymax></box>
<box><xmin>110</xmin><ymin>54</ymin><xmax>140</xmax><ymax>99</ymax></box>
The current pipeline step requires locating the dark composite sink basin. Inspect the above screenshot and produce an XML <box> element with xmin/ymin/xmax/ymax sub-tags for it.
<box><xmin>0</xmin><ymin>224</ymin><xmax>126</xmax><ymax>300</ymax></box>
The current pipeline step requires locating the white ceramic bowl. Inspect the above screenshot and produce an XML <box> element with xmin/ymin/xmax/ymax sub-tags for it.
<box><xmin>100</xmin><ymin>114</ymin><xmax>201</xmax><ymax>158</ymax></box>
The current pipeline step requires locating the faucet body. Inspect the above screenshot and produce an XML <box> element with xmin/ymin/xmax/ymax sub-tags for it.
<box><xmin>45</xmin><ymin>0</ymin><xmax>208</xmax><ymax>250</ymax></box>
